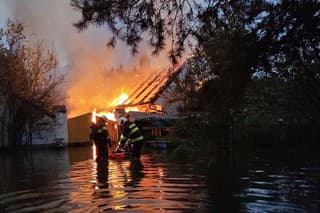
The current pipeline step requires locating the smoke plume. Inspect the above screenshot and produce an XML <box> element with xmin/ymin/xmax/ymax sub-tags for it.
<box><xmin>0</xmin><ymin>0</ymin><xmax>170</xmax><ymax>117</ymax></box>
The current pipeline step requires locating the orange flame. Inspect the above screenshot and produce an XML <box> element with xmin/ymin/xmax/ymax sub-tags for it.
<box><xmin>91</xmin><ymin>90</ymin><xmax>163</xmax><ymax>123</ymax></box>
<box><xmin>91</xmin><ymin>93</ymin><xmax>128</xmax><ymax>122</ymax></box>
<box><xmin>125</xmin><ymin>107</ymin><xmax>138</xmax><ymax>112</ymax></box>
<box><xmin>92</xmin><ymin>109</ymin><xmax>117</xmax><ymax>122</ymax></box>
<box><xmin>91</xmin><ymin>108</ymin><xmax>97</xmax><ymax>123</ymax></box>
<box><xmin>110</xmin><ymin>93</ymin><xmax>129</xmax><ymax>106</ymax></box>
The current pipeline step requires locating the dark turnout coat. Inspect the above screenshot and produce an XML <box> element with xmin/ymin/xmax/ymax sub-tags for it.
<box><xmin>90</xmin><ymin>123</ymin><xmax>111</xmax><ymax>160</ymax></box>
<box><xmin>118</xmin><ymin>121</ymin><xmax>144</xmax><ymax>158</ymax></box>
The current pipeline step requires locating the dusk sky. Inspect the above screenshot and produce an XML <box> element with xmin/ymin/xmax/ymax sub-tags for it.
<box><xmin>0</xmin><ymin>0</ymin><xmax>171</xmax><ymax>117</ymax></box>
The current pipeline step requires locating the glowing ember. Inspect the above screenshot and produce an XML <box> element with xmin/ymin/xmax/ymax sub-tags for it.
<box><xmin>125</xmin><ymin>107</ymin><xmax>139</xmax><ymax>112</ymax></box>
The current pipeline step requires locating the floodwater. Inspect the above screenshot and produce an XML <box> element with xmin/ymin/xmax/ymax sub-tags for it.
<box><xmin>0</xmin><ymin>146</ymin><xmax>319</xmax><ymax>212</ymax></box>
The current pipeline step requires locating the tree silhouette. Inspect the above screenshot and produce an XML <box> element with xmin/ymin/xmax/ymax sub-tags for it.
<box><xmin>0</xmin><ymin>20</ymin><xmax>65</xmax><ymax>148</ymax></box>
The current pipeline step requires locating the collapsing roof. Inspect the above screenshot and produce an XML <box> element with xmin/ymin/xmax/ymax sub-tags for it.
<box><xmin>118</xmin><ymin>62</ymin><xmax>186</xmax><ymax>108</ymax></box>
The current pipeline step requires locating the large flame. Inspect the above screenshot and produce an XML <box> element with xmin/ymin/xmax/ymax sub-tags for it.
<box><xmin>110</xmin><ymin>93</ymin><xmax>129</xmax><ymax>106</ymax></box>
<box><xmin>92</xmin><ymin>109</ymin><xmax>117</xmax><ymax>123</ymax></box>
<box><xmin>91</xmin><ymin>93</ymin><xmax>127</xmax><ymax>123</ymax></box>
<box><xmin>66</xmin><ymin>54</ymin><xmax>170</xmax><ymax>118</ymax></box>
<box><xmin>91</xmin><ymin>92</ymin><xmax>140</xmax><ymax>123</ymax></box>
<box><xmin>92</xmin><ymin>110</ymin><xmax>117</xmax><ymax>122</ymax></box>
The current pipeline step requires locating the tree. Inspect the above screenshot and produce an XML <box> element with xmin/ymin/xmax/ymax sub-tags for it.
<box><xmin>157</xmin><ymin>58</ymin><xmax>209</xmax><ymax>114</ymax></box>
<box><xmin>72</xmin><ymin>0</ymin><xmax>320</xmax><ymax>144</ymax></box>
<box><xmin>261</xmin><ymin>0</ymin><xmax>320</xmax><ymax>111</ymax></box>
<box><xmin>71</xmin><ymin>0</ymin><xmax>201</xmax><ymax>62</ymax></box>
<box><xmin>0</xmin><ymin>20</ymin><xmax>64</xmax><ymax>149</ymax></box>
<box><xmin>71</xmin><ymin>0</ymin><xmax>319</xmax><ymax>73</ymax></box>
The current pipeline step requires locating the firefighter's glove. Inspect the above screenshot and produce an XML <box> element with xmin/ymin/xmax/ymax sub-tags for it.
<box><xmin>115</xmin><ymin>143</ymin><xmax>124</xmax><ymax>152</ymax></box>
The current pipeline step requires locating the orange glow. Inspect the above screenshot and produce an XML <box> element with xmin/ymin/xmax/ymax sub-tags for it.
<box><xmin>82</xmin><ymin>68</ymin><xmax>171</xmax><ymax>121</ymax></box>
<box><xmin>66</xmin><ymin>54</ymin><xmax>170</xmax><ymax>118</ymax></box>
<box><xmin>92</xmin><ymin>143</ymin><xmax>96</xmax><ymax>160</ymax></box>
<box><xmin>114</xmin><ymin>205</ymin><xmax>127</xmax><ymax>210</ymax></box>
<box><xmin>92</xmin><ymin>109</ymin><xmax>116</xmax><ymax>122</ymax></box>
<box><xmin>91</xmin><ymin>108</ymin><xmax>97</xmax><ymax>123</ymax></box>
<box><xmin>90</xmin><ymin>91</ymin><xmax>162</xmax><ymax>124</ymax></box>
<box><xmin>110</xmin><ymin>93</ymin><xmax>129</xmax><ymax>106</ymax></box>
<box><xmin>104</xmin><ymin>112</ymin><xmax>116</xmax><ymax>121</ymax></box>
<box><xmin>125</xmin><ymin>107</ymin><xmax>138</xmax><ymax>112</ymax></box>
<box><xmin>94</xmin><ymin>111</ymin><xmax>116</xmax><ymax>121</ymax></box>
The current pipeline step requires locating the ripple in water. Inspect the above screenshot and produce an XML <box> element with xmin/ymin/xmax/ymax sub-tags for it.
<box><xmin>0</xmin><ymin>147</ymin><xmax>319</xmax><ymax>212</ymax></box>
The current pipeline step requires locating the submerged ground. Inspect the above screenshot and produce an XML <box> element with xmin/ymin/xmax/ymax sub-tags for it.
<box><xmin>0</xmin><ymin>146</ymin><xmax>319</xmax><ymax>212</ymax></box>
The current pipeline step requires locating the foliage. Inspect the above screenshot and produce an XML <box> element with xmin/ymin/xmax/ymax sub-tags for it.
<box><xmin>195</xmin><ymin>0</ymin><xmax>319</xmax><ymax>145</ymax></box>
<box><xmin>71</xmin><ymin>0</ymin><xmax>200</xmax><ymax>62</ymax></box>
<box><xmin>158</xmin><ymin>59</ymin><xmax>210</xmax><ymax>114</ymax></box>
<box><xmin>0</xmin><ymin>20</ymin><xmax>64</xmax><ymax>149</ymax></box>
<box><xmin>235</xmin><ymin>76</ymin><xmax>320</xmax><ymax>145</ymax></box>
<box><xmin>72</xmin><ymin>0</ymin><xmax>320</xmax><ymax>145</ymax></box>
<box><xmin>261</xmin><ymin>1</ymin><xmax>320</xmax><ymax>111</ymax></box>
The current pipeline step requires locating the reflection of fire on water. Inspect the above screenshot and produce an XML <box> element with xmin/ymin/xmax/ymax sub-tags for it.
<box><xmin>92</xmin><ymin>143</ymin><xmax>96</xmax><ymax>160</ymax></box>
<box><xmin>108</xmin><ymin>160</ymin><xmax>131</xmax><ymax>198</ymax></box>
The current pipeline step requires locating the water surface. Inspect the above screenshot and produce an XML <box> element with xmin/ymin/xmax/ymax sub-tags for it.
<box><xmin>0</xmin><ymin>146</ymin><xmax>319</xmax><ymax>212</ymax></box>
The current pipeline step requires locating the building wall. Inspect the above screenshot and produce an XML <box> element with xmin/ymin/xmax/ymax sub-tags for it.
<box><xmin>0</xmin><ymin>100</ymin><xmax>69</xmax><ymax>147</ymax></box>
<box><xmin>54</xmin><ymin>109</ymin><xmax>69</xmax><ymax>145</ymax></box>
<box><xmin>25</xmin><ymin>107</ymin><xmax>68</xmax><ymax>146</ymax></box>
<box><xmin>68</xmin><ymin>113</ymin><xmax>92</xmax><ymax>144</ymax></box>
<box><xmin>29</xmin><ymin>116</ymin><xmax>55</xmax><ymax>145</ymax></box>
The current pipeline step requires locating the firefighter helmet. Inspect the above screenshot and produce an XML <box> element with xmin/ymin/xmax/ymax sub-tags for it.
<box><xmin>119</xmin><ymin>116</ymin><xmax>127</xmax><ymax>125</ymax></box>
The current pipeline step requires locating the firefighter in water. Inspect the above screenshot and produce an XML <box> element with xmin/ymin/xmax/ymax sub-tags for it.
<box><xmin>117</xmin><ymin>115</ymin><xmax>144</xmax><ymax>159</ymax></box>
<box><xmin>90</xmin><ymin>116</ymin><xmax>111</xmax><ymax>161</ymax></box>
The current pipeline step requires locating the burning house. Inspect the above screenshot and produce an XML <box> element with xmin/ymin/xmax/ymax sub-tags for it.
<box><xmin>68</xmin><ymin>60</ymin><xmax>201</xmax><ymax>144</ymax></box>
<box><xmin>116</xmin><ymin>62</ymin><xmax>190</xmax><ymax>117</ymax></box>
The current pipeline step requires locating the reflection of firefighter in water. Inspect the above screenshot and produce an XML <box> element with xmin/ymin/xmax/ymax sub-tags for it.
<box><xmin>96</xmin><ymin>159</ymin><xmax>109</xmax><ymax>189</ymax></box>
<box><xmin>113</xmin><ymin>159</ymin><xmax>144</xmax><ymax>187</ymax></box>
<box><xmin>92</xmin><ymin>158</ymin><xmax>111</xmax><ymax>201</ymax></box>
<box><xmin>127</xmin><ymin>159</ymin><xmax>144</xmax><ymax>187</ymax></box>
<box><xmin>90</xmin><ymin>116</ymin><xmax>111</xmax><ymax>161</ymax></box>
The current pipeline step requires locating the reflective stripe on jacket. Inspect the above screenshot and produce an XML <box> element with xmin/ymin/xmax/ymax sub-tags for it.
<box><xmin>119</xmin><ymin>121</ymin><xmax>143</xmax><ymax>145</ymax></box>
<box><xmin>90</xmin><ymin>124</ymin><xmax>110</xmax><ymax>142</ymax></box>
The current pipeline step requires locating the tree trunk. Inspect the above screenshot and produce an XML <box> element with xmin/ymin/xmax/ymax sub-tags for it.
<box><xmin>28</xmin><ymin>127</ymin><xmax>33</xmax><ymax>146</ymax></box>
<box><xmin>8</xmin><ymin>109</ymin><xmax>14</xmax><ymax>150</ymax></box>
<box><xmin>0</xmin><ymin>108</ymin><xmax>5</xmax><ymax>148</ymax></box>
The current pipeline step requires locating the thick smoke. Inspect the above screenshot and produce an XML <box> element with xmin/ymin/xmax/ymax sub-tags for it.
<box><xmin>0</xmin><ymin>0</ymin><xmax>170</xmax><ymax>117</ymax></box>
